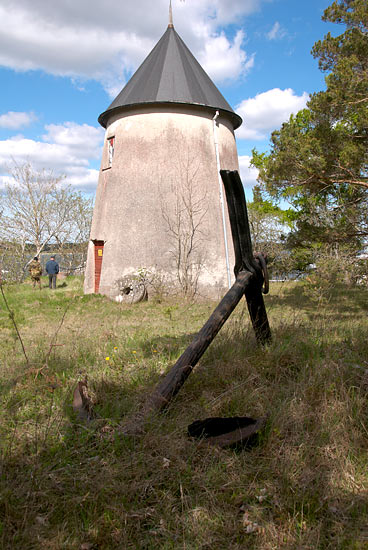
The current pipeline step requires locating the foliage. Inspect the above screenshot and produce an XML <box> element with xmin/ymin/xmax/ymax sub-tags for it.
<box><xmin>304</xmin><ymin>243</ymin><xmax>367</xmax><ymax>304</ymax></box>
<box><xmin>247</xmin><ymin>186</ymin><xmax>299</xmax><ymax>278</ymax></box>
<box><xmin>0</xmin><ymin>163</ymin><xmax>93</xmax><ymax>280</ymax></box>
<box><xmin>0</xmin><ymin>279</ymin><xmax>367</xmax><ymax>548</ymax></box>
<box><xmin>251</xmin><ymin>0</ymin><xmax>368</xmax><ymax>253</ymax></box>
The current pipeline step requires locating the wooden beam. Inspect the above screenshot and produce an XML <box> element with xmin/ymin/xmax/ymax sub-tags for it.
<box><xmin>122</xmin><ymin>270</ymin><xmax>253</xmax><ymax>434</ymax></box>
<box><xmin>245</xmin><ymin>278</ymin><xmax>272</xmax><ymax>345</ymax></box>
<box><xmin>220</xmin><ymin>170</ymin><xmax>271</xmax><ymax>344</ymax></box>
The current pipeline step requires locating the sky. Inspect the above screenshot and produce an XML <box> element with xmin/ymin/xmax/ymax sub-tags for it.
<box><xmin>0</xmin><ymin>0</ymin><xmax>341</xmax><ymax>199</ymax></box>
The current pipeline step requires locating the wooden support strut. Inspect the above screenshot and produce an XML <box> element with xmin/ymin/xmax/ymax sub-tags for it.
<box><xmin>121</xmin><ymin>171</ymin><xmax>271</xmax><ymax>434</ymax></box>
<box><xmin>75</xmin><ymin>170</ymin><xmax>271</xmax><ymax>435</ymax></box>
<box><xmin>220</xmin><ymin>170</ymin><xmax>271</xmax><ymax>345</ymax></box>
<box><xmin>121</xmin><ymin>270</ymin><xmax>253</xmax><ymax>434</ymax></box>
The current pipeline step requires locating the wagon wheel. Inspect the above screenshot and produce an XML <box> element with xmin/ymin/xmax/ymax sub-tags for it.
<box><xmin>116</xmin><ymin>274</ymin><xmax>148</xmax><ymax>304</ymax></box>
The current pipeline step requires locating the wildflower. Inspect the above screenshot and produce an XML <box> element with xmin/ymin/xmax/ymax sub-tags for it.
<box><xmin>132</xmin><ymin>350</ymin><xmax>137</xmax><ymax>354</ymax></box>
<box><xmin>153</xmin><ymin>349</ymin><xmax>158</xmax><ymax>353</ymax></box>
<box><xmin>105</xmin><ymin>357</ymin><xmax>110</xmax><ymax>361</ymax></box>
<box><xmin>114</xmin><ymin>346</ymin><xmax>118</xmax><ymax>350</ymax></box>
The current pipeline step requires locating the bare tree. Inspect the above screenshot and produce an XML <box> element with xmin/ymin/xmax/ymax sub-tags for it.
<box><xmin>52</xmin><ymin>192</ymin><xmax>93</xmax><ymax>275</ymax></box>
<box><xmin>0</xmin><ymin>163</ymin><xmax>93</xmax><ymax>280</ymax></box>
<box><xmin>160</xmin><ymin>145</ymin><xmax>208</xmax><ymax>298</ymax></box>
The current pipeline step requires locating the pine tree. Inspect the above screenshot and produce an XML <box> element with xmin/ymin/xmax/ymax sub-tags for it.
<box><xmin>251</xmin><ymin>0</ymin><xmax>368</xmax><ymax>249</ymax></box>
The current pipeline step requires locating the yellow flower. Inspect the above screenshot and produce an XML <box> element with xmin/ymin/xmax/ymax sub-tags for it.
<box><xmin>132</xmin><ymin>350</ymin><xmax>137</xmax><ymax>354</ymax></box>
<box><xmin>153</xmin><ymin>350</ymin><xmax>158</xmax><ymax>353</ymax></box>
<box><xmin>114</xmin><ymin>346</ymin><xmax>118</xmax><ymax>350</ymax></box>
<box><xmin>105</xmin><ymin>356</ymin><xmax>110</xmax><ymax>361</ymax></box>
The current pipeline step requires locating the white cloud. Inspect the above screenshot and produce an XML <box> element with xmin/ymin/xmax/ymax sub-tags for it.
<box><xmin>266</xmin><ymin>21</ymin><xmax>286</xmax><ymax>41</ymax></box>
<box><xmin>239</xmin><ymin>155</ymin><xmax>259</xmax><ymax>189</ymax></box>
<box><xmin>0</xmin><ymin>5</ymin><xmax>152</xmax><ymax>83</ymax></box>
<box><xmin>206</xmin><ymin>0</ymin><xmax>263</xmax><ymax>24</ymax></box>
<box><xmin>199</xmin><ymin>30</ymin><xmax>254</xmax><ymax>82</ymax></box>
<box><xmin>64</xmin><ymin>167</ymin><xmax>100</xmax><ymax>191</ymax></box>
<box><xmin>0</xmin><ymin>122</ymin><xmax>104</xmax><ymax>191</ymax></box>
<box><xmin>236</xmin><ymin>88</ymin><xmax>309</xmax><ymax>140</ymax></box>
<box><xmin>0</xmin><ymin>111</ymin><xmax>37</xmax><ymax>129</ymax></box>
<box><xmin>0</xmin><ymin>0</ymin><xmax>262</xmax><ymax>94</ymax></box>
<box><xmin>42</xmin><ymin>123</ymin><xmax>103</xmax><ymax>159</ymax></box>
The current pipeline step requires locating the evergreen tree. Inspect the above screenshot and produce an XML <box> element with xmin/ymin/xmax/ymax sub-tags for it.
<box><xmin>252</xmin><ymin>0</ymin><xmax>368</xmax><ymax>251</ymax></box>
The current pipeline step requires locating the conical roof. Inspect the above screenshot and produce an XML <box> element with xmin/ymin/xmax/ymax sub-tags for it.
<box><xmin>98</xmin><ymin>25</ymin><xmax>242</xmax><ymax>129</ymax></box>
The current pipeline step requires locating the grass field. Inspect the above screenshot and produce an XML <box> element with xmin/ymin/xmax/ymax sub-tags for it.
<box><xmin>0</xmin><ymin>276</ymin><xmax>367</xmax><ymax>549</ymax></box>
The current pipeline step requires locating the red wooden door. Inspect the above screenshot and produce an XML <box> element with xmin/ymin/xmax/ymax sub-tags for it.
<box><xmin>93</xmin><ymin>241</ymin><xmax>104</xmax><ymax>293</ymax></box>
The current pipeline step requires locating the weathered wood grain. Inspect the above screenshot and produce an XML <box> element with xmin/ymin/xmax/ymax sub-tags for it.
<box><xmin>122</xmin><ymin>270</ymin><xmax>253</xmax><ymax>434</ymax></box>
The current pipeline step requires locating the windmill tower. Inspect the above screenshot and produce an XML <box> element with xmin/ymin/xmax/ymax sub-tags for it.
<box><xmin>84</xmin><ymin>7</ymin><xmax>242</xmax><ymax>299</ymax></box>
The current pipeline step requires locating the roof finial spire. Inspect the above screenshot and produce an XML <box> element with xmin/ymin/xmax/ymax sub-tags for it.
<box><xmin>168</xmin><ymin>0</ymin><xmax>174</xmax><ymax>28</ymax></box>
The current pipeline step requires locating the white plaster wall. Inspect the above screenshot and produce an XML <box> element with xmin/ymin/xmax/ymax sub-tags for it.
<box><xmin>84</xmin><ymin>105</ymin><xmax>240</xmax><ymax>298</ymax></box>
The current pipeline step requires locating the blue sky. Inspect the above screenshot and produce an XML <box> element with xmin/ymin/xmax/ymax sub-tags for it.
<box><xmin>0</xmin><ymin>0</ymin><xmax>340</xmax><ymax>199</ymax></box>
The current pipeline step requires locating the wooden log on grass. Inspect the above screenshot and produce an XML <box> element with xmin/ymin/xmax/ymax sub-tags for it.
<box><xmin>121</xmin><ymin>270</ymin><xmax>253</xmax><ymax>434</ymax></box>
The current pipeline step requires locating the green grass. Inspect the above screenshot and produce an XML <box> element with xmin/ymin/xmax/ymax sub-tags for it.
<box><xmin>0</xmin><ymin>276</ymin><xmax>367</xmax><ymax>549</ymax></box>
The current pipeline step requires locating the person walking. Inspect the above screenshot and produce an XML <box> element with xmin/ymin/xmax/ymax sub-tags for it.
<box><xmin>46</xmin><ymin>256</ymin><xmax>59</xmax><ymax>289</ymax></box>
<box><xmin>28</xmin><ymin>257</ymin><xmax>42</xmax><ymax>289</ymax></box>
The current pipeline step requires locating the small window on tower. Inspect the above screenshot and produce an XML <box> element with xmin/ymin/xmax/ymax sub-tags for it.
<box><xmin>107</xmin><ymin>136</ymin><xmax>115</xmax><ymax>167</ymax></box>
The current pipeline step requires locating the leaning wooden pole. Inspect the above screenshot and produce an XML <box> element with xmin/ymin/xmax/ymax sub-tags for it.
<box><xmin>75</xmin><ymin>170</ymin><xmax>271</xmax><ymax>434</ymax></box>
<box><xmin>122</xmin><ymin>270</ymin><xmax>253</xmax><ymax>434</ymax></box>
<box><xmin>220</xmin><ymin>170</ymin><xmax>271</xmax><ymax>345</ymax></box>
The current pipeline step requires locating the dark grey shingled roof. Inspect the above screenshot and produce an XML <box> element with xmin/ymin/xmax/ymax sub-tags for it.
<box><xmin>98</xmin><ymin>25</ymin><xmax>242</xmax><ymax>129</ymax></box>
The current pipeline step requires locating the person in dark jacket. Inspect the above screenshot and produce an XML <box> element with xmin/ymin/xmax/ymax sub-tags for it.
<box><xmin>45</xmin><ymin>256</ymin><xmax>59</xmax><ymax>289</ymax></box>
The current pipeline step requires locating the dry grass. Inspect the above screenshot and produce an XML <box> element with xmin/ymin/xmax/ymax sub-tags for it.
<box><xmin>0</xmin><ymin>276</ymin><xmax>367</xmax><ymax>549</ymax></box>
